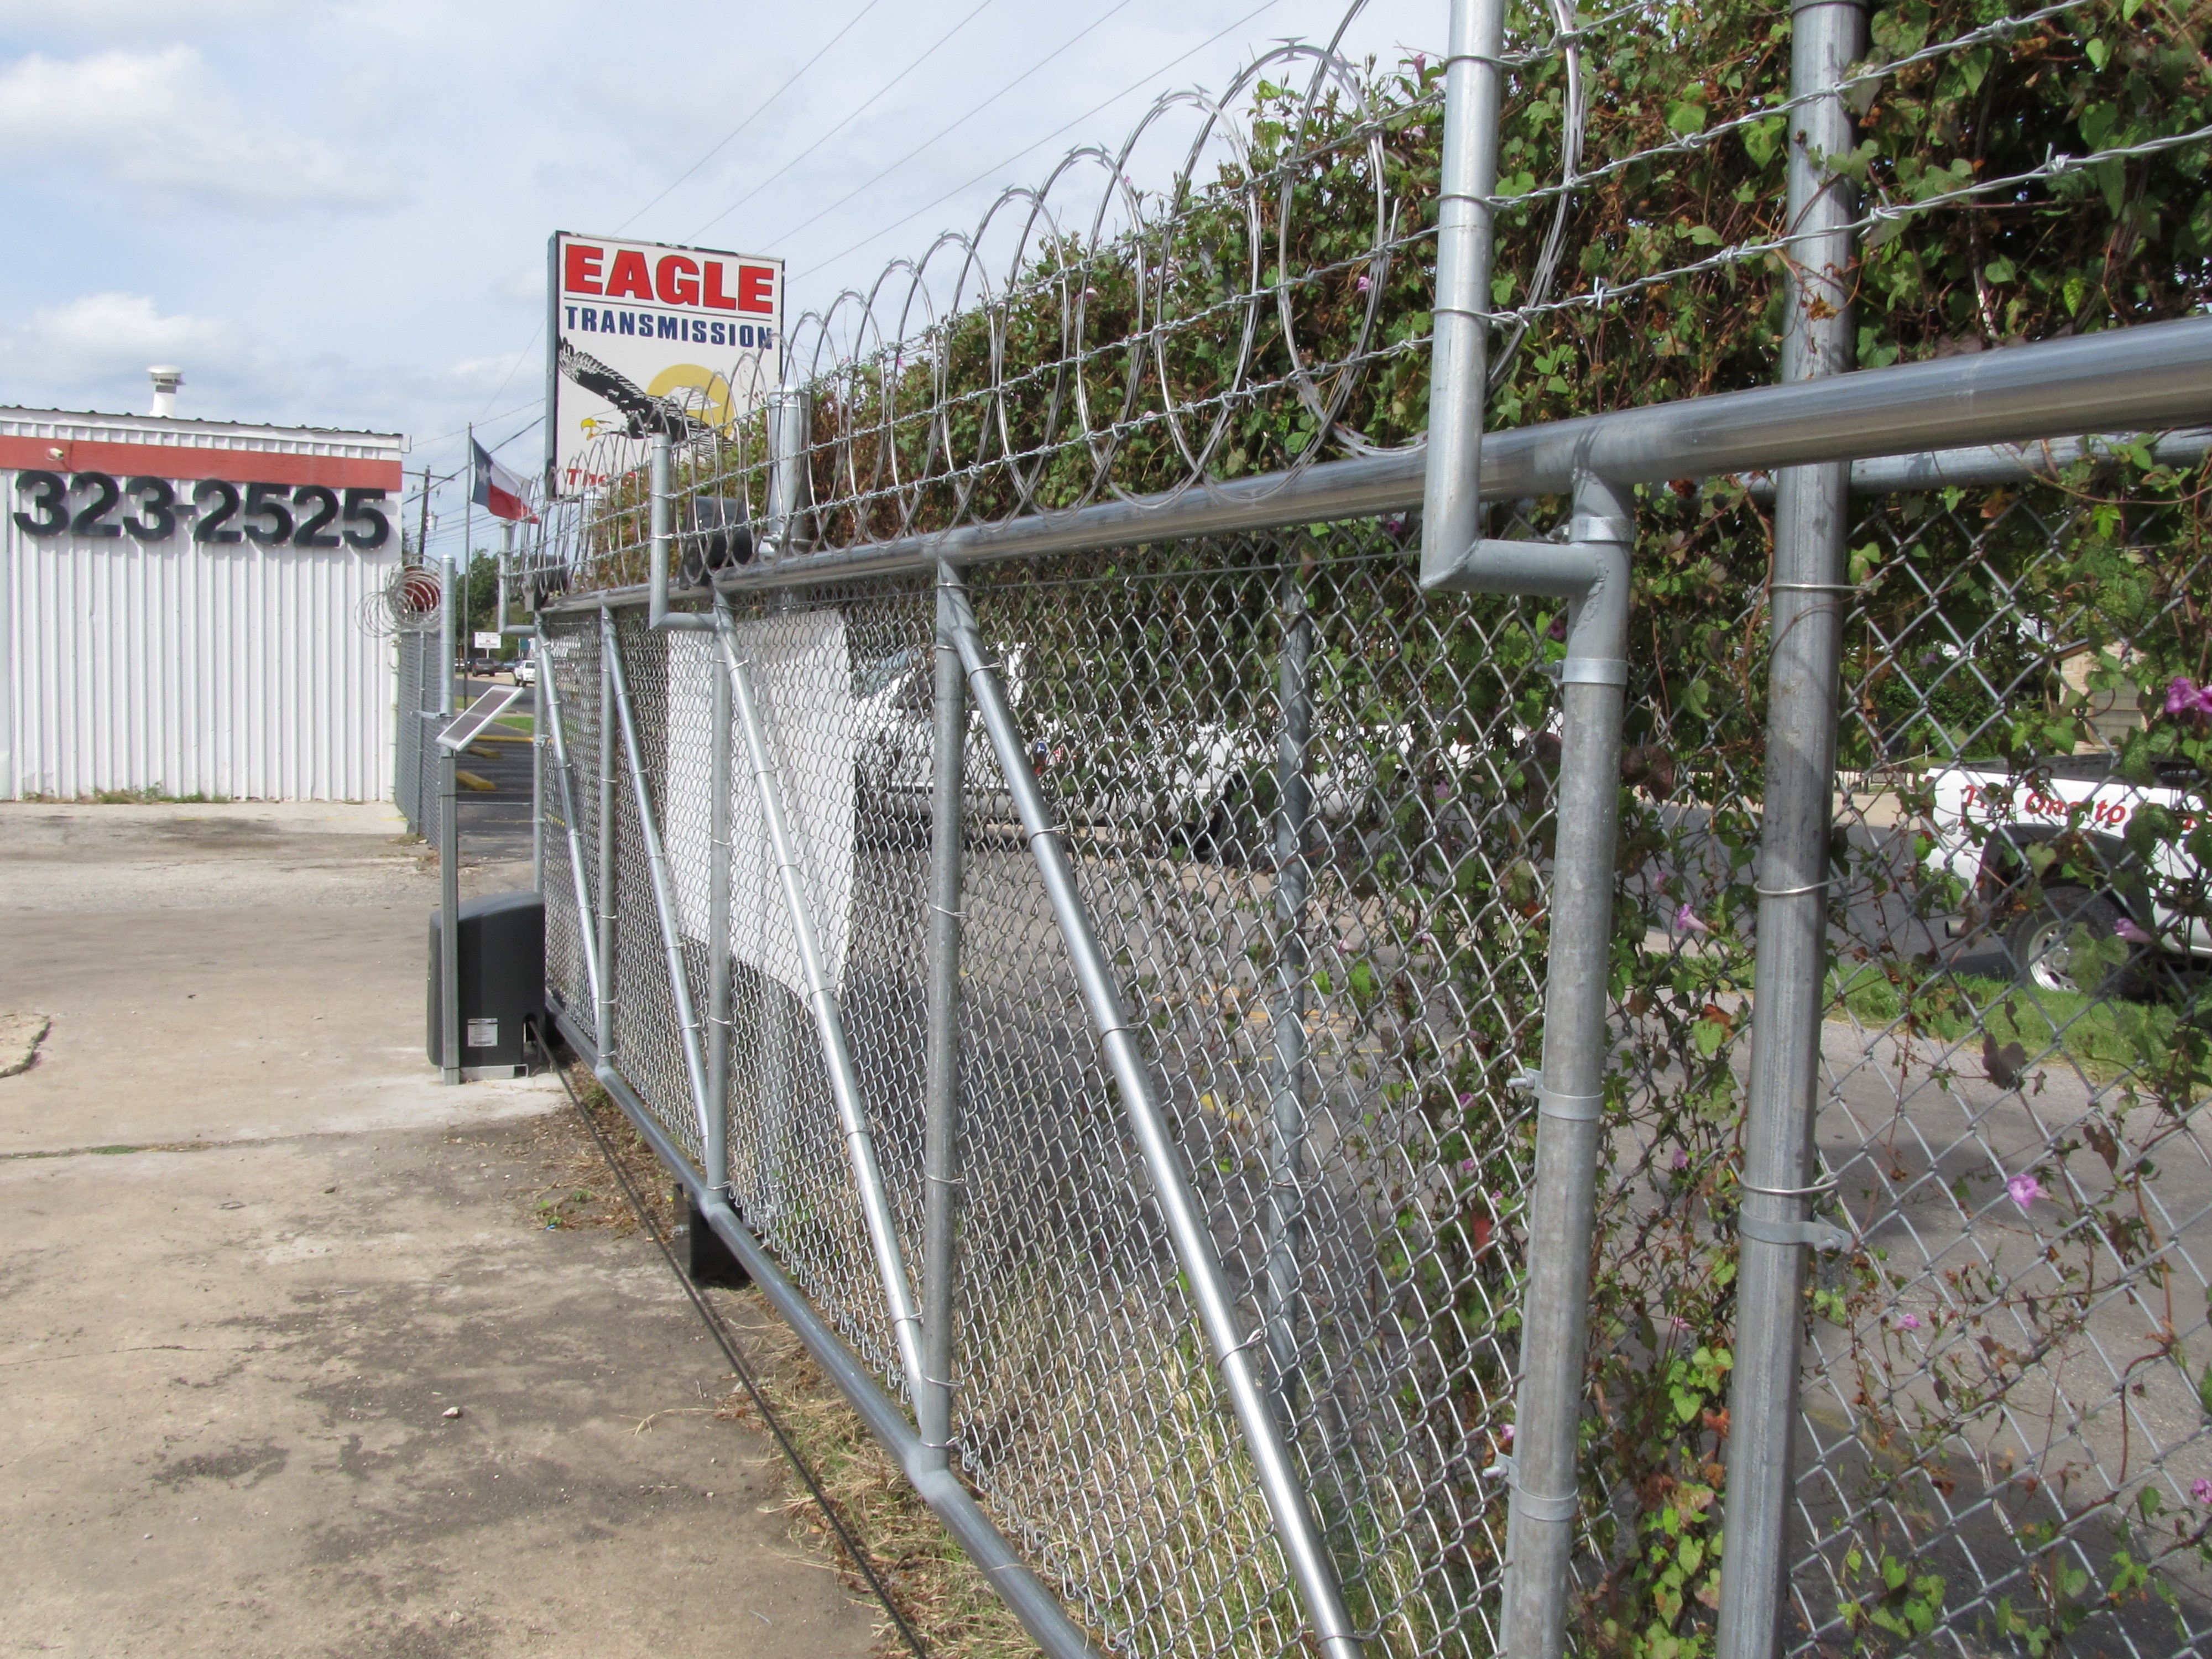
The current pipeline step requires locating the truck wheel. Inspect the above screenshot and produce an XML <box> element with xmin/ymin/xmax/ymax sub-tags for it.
<box><xmin>2004</xmin><ymin>885</ymin><xmax>2140</xmax><ymax>998</ymax></box>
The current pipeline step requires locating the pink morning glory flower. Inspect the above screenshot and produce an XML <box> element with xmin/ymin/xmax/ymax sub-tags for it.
<box><xmin>1895</xmin><ymin>1312</ymin><xmax>1922</xmax><ymax>1331</ymax></box>
<box><xmin>1674</xmin><ymin>902</ymin><xmax>1713</xmax><ymax>935</ymax></box>
<box><xmin>1671</xmin><ymin>1148</ymin><xmax>1691</xmax><ymax>1171</ymax></box>
<box><xmin>1356</xmin><ymin>273</ymin><xmax>1374</xmax><ymax>294</ymax></box>
<box><xmin>1499</xmin><ymin>1423</ymin><xmax>1513</xmax><ymax>1444</ymax></box>
<box><xmin>2195</xmin><ymin>1478</ymin><xmax>2212</xmax><ymax>1505</ymax></box>
<box><xmin>2007</xmin><ymin>1172</ymin><xmax>2042</xmax><ymax>1212</ymax></box>
<box><xmin>2115</xmin><ymin>917</ymin><xmax>2152</xmax><ymax>945</ymax></box>
<box><xmin>2166</xmin><ymin>677</ymin><xmax>2212</xmax><ymax>717</ymax></box>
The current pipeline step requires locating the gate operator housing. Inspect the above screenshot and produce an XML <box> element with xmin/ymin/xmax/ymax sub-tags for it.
<box><xmin>426</xmin><ymin>891</ymin><xmax>545</xmax><ymax>1078</ymax></box>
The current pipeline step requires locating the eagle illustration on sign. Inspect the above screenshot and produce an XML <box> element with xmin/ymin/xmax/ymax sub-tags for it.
<box><xmin>546</xmin><ymin>232</ymin><xmax>783</xmax><ymax>495</ymax></box>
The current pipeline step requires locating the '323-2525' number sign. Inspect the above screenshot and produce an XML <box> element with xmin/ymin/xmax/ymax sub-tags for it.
<box><xmin>11</xmin><ymin>470</ymin><xmax>393</xmax><ymax>549</ymax></box>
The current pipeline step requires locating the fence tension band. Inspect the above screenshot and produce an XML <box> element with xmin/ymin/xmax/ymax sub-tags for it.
<box><xmin>1510</xmin><ymin>1483</ymin><xmax>1581</xmax><ymax>1525</ymax></box>
<box><xmin>1738</xmin><ymin>1214</ymin><xmax>1854</xmax><ymax>1253</ymax></box>
<box><xmin>1537</xmin><ymin>1089</ymin><xmax>1604</xmax><ymax>1124</ymax></box>
<box><xmin>1545</xmin><ymin>657</ymin><xmax>1630</xmax><ymax>686</ymax></box>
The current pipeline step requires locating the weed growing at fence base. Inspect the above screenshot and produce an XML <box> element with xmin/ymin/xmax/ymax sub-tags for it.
<box><xmin>1833</xmin><ymin>963</ymin><xmax>2190</xmax><ymax>1086</ymax></box>
<box><xmin>713</xmin><ymin>1291</ymin><xmax>1036</xmax><ymax>1659</ymax></box>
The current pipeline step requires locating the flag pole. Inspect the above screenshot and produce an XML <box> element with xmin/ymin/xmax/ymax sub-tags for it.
<box><xmin>461</xmin><ymin>423</ymin><xmax>476</xmax><ymax>705</ymax></box>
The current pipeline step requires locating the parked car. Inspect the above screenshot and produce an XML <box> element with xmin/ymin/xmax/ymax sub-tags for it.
<box><xmin>846</xmin><ymin>644</ymin><xmax>1364</xmax><ymax>857</ymax></box>
<box><xmin>512</xmin><ymin>655</ymin><xmax>538</xmax><ymax>687</ymax></box>
<box><xmin>1923</xmin><ymin>754</ymin><xmax>2204</xmax><ymax>994</ymax></box>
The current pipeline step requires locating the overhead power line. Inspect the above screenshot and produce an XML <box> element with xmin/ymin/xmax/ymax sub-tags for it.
<box><xmin>795</xmin><ymin>0</ymin><xmax>1286</xmax><ymax>279</ymax></box>
<box><xmin>763</xmin><ymin>0</ymin><xmax>1141</xmax><ymax>251</ymax></box>
<box><xmin>615</xmin><ymin>0</ymin><xmax>892</xmax><ymax>236</ymax></box>
<box><xmin>458</xmin><ymin>3</ymin><xmax>891</xmax><ymax>439</ymax></box>
<box><xmin>689</xmin><ymin>0</ymin><xmax>1005</xmax><ymax>242</ymax></box>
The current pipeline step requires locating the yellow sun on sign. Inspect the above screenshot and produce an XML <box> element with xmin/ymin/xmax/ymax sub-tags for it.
<box><xmin>645</xmin><ymin>365</ymin><xmax>735</xmax><ymax>431</ymax></box>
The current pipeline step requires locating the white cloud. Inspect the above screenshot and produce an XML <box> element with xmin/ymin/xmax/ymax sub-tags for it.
<box><xmin>0</xmin><ymin>292</ymin><xmax>287</xmax><ymax>413</ymax></box>
<box><xmin>0</xmin><ymin>0</ymin><xmax>286</xmax><ymax>34</ymax></box>
<box><xmin>0</xmin><ymin>46</ymin><xmax>397</xmax><ymax>211</ymax></box>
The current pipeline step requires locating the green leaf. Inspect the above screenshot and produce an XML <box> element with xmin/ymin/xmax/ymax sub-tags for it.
<box><xmin>1983</xmin><ymin>257</ymin><xmax>2016</xmax><ymax>285</ymax></box>
<box><xmin>2084</xmin><ymin>36</ymin><xmax>2110</xmax><ymax>71</ymax></box>
<box><xmin>2198</xmin><ymin>1360</ymin><xmax>2212</xmax><ymax>1418</ymax></box>
<box><xmin>1665</xmin><ymin>97</ymin><xmax>1709</xmax><ymax>137</ymax></box>
<box><xmin>1741</xmin><ymin>114</ymin><xmax>1785</xmax><ymax>168</ymax></box>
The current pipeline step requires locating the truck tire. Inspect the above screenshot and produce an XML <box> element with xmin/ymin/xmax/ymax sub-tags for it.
<box><xmin>2004</xmin><ymin>884</ymin><xmax>2141</xmax><ymax>999</ymax></box>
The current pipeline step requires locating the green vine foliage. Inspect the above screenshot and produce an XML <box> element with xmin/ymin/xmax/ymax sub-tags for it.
<box><xmin>573</xmin><ymin>3</ymin><xmax>2212</xmax><ymax>1655</ymax></box>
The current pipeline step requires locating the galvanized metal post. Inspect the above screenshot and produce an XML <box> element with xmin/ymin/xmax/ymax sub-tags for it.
<box><xmin>439</xmin><ymin>546</ymin><xmax>456</xmax><ymax>717</ymax></box>
<box><xmin>1715</xmin><ymin>6</ymin><xmax>1868</xmax><ymax>1658</ymax></box>
<box><xmin>602</xmin><ymin>615</ymin><xmax>717</xmax><ymax>1148</ymax></box>
<box><xmin>765</xmin><ymin>387</ymin><xmax>812</xmax><ymax>557</ymax></box>
<box><xmin>938</xmin><ymin>567</ymin><xmax>1364</xmax><ymax>1659</ymax></box>
<box><xmin>596</xmin><ymin>611</ymin><xmax>620</xmax><ymax>1064</ymax></box>
<box><xmin>716</xmin><ymin>612</ymin><xmax>928</xmax><ymax>1400</ymax></box>
<box><xmin>646</xmin><ymin>431</ymin><xmax>713</xmax><ymax>635</ymax></box>
<box><xmin>919</xmin><ymin>562</ymin><xmax>970</xmax><ymax>1471</ymax></box>
<box><xmin>1418</xmin><ymin>0</ymin><xmax>1507</xmax><ymax>589</ymax></box>
<box><xmin>530</xmin><ymin>727</ymin><xmax>546</xmax><ymax>893</ymax></box>
<box><xmin>705</xmin><ymin>617</ymin><xmax>733</xmax><ymax>1197</ymax></box>
<box><xmin>1497</xmin><ymin>482</ymin><xmax>1634</xmax><ymax>1659</ymax></box>
<box><xmin>439</xmin><ymin>732</ymin><xmax>462</xmax><ymax>1086</ymax></box>
<box><xmin>1264</xmin><ymin>559</ymin><xmax>1313</xmax><ymax>1410</ymax></box>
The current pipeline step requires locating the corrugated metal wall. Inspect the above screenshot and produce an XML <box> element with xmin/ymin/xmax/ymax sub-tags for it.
<box><xmin>0</xmin><ymin>512</ymin><xmax>399</xmax><ymax>801</ymax></box>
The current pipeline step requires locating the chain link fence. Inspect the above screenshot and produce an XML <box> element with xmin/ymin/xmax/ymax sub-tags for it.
<box><xmin>532</xmin><ymin>441</ymin><xmax>2212</xmax><ymax>1657</ymax></box>
<box><xmin>505</xmin><ymin>2</ymin><xmax>2212</xmax><ymax>1652</ymax></box>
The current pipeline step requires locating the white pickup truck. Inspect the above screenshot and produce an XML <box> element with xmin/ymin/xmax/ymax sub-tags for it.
<box><xmin>1923</xmin><ymin>755</ymin><xmax>2204</xmax><ymax>995</ymax></box>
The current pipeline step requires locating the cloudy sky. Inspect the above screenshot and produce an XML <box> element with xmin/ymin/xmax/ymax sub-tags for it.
<box><xmin>0</xmin><ymin>0</ymin><xmax>1438</xmax><ymax>555</ymax></box>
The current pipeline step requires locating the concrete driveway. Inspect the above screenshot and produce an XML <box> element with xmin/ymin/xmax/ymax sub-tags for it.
<box><xmin>0</xmin><ymin>800</ymin><xmax>875</xmax><ymax>1659</ymax></box>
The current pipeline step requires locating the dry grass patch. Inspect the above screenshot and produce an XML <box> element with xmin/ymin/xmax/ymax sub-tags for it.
<box><xmin>711</xmin><ymin>1292</ymin><xmax>1037</xmax><ymax>1659</ymax></box>
<box><xmin>505</xmin><ymin>1066</ymin><xmax>1036</xmax><ymax>1658</ymax></box>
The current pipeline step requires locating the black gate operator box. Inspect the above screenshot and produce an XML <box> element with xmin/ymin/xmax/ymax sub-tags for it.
<box><xmin>427</xmin><ymin>890</ymin><xmax>545</xmax><ymax>1078</ymax></box>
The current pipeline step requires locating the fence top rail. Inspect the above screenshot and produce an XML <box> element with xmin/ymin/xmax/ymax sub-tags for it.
<box><xmin>537</xmin><ymin>315</ymin><xmax>2212</xmax><ymax>611</ymax></box>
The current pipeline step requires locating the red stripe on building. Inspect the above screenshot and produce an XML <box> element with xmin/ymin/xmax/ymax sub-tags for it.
<box><xmin>0</xmin><ymin>437</ymin><xmax>403</xmax><ymax>490</ymax></box>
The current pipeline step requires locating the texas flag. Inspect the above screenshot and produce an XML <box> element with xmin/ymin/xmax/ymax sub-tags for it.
<box><xmin>471</xmin><ymin>438</ymin><xmax>538</xmax><ymax>521</ymax></box>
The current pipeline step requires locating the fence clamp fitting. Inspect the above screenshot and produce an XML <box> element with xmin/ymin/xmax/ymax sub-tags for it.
<box><xmin>1567</xmin><ymin>514</ymin><xmax>1635</xmax><ymax>546</ymax></box>
<box><xmin>1738</xmin><ymin>1213</ymin><xmax>1853</xmax><ymax>1252</ymax></box>
<box><xmin>1545</xmin><ymin>656</ymin><xmax>1629</xmax><ymax>687</ymax></box>
<box><xmin>1510</xmin><ymin>1481</ymin><xmax>1582</xmax><ymax>1524</ymax></box>
<box><xmin>1537</xmin><ymin>1088</ymin><xmax>1604</xmax><ymax>1124</ymax></box>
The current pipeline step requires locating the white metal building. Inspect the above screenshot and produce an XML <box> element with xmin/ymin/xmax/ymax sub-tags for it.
<box><xmin>0</xmin><ymin>405</ymin><xmax>409</xmax><ymax>801</ymax></box>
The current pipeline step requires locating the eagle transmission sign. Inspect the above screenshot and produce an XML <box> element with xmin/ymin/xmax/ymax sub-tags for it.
<box><xmin>546</xmin><ymin>232</ymin><xmax>784</xmax><ymax>496</ymax></box>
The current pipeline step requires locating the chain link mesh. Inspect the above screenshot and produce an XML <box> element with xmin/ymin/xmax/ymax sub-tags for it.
<box><xmin>535</xmin><ymin>454</ymin><xmax>2212</xmax><ymax>1656</ymax></box>
<box><xmin>505</xmin><ymin>0</ymin><xmax>2212</xmax><ymax>1647</ymax></box>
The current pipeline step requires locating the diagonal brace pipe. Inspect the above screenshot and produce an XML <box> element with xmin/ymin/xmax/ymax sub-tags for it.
<box><xmin>938</xmin><ymin>566</ymin><xmax>1364</xmax><ymax>1659</ymax></box>
<box><xmin>1423</xmin><ymin>478</ymin><xmax>1634</xmax><ymax>1659</ymax></box>
<box><xmin>535</xmin><ymin>627</ymin><xmax>608</xmax><ymax>1019</ymax></box>
<box><xmin>712</xmin><ymin>601</ymin><xmax>928</xmax><ymax>1400</ymax></box>
<box><xmin>602</xmin><ymin>612</ymin><xmax>717</xmax><ymax>1155</ymax></box>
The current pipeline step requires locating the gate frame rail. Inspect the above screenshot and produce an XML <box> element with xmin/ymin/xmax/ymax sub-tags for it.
<box><xmin>536</xmin><ymin>314</ymin><xmax>2212</xmax><ymax>1656</ymax></box>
